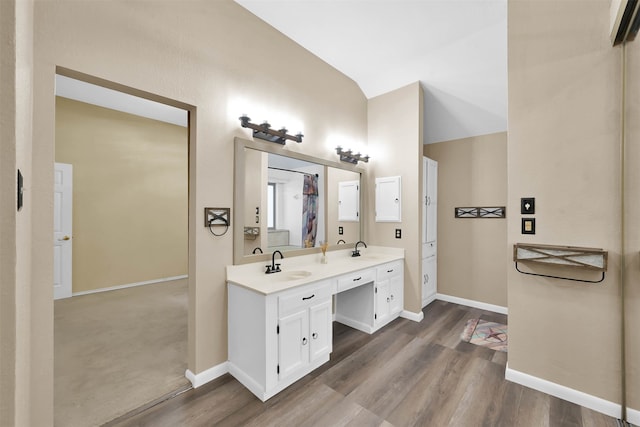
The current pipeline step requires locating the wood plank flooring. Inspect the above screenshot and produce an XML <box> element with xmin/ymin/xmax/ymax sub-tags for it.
<box><xmin>107</xmin><ymin>301</ymin><xmax>619</xmax><ymax>427</ymax></box>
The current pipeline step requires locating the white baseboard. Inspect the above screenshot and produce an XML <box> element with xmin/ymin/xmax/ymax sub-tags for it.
<box><xmin>185</xmin><ymin>362</ymin><xmax>229</xmax><ymax>389</ymax></box>
<box><xmin>436</xmin><ymin>293</ymin><xmax>508</xmax><ymax>315</ymax></box>
<box><xmin>627</xmin><ymin>406</ymin><xmax>640</xmax><ymax>425</ymax></box>
<box><xmin>422</xmin><ymin>293</ymin><xmax>437</xmax><ymax>309</ymax></box>
<box><xmin>400</xmin><ymin>310</ymin><xmax>424</xmax><ymax>322</ymax></box>
<box><xmin>505</xmin><ymin>364</ymin><xmax>621</xmax><ymax>419</ymax></box>
<box><xmin>72</xmin><ymin>275</ymin><xmax>188</xmax><ymax>296</ymax></box>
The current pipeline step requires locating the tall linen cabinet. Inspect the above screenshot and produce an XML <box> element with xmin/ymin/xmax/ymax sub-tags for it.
<box><xmin>422</xmin><ymin>157</ymin><xmax>438</xmax><ymax>307</ymax></box>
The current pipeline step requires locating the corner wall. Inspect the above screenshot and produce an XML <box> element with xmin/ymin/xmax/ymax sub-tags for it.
<box><xmin>508</xmin><ymin>0</ymin><xmax>622</xmax><ymax>408</ymax></box>
<box><xmin>367</xmin><ymin>82</ymin><xmax>423</xmax><ymax>315</ymax></box>
<box><xmin>424</xmin><ymin>132</ymin><xmax>507</xmax><ymax>307</ymax></box>
<box><xmin>625</xmin><ymin>37</ymin><xmax>640</xmax><ymax>421</ymax></box>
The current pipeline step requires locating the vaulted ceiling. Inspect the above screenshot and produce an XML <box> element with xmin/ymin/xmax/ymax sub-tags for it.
<box><xmin>235</xmin><ymin>0</ymin><xmax>508</xmax><ymax>144</ymax></box>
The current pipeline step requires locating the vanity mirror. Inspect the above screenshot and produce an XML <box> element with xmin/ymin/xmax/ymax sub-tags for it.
<box><xmin>234</xmin><ymin>137</ymin><xmax>364</xmax><ymax>264</ymax></box>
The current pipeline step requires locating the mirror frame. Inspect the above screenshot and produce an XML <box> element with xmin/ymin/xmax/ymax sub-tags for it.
<box><xmin>234</xmin><ymin>137</ymin><xmax>365</xmax><ymax>265</ymax></box>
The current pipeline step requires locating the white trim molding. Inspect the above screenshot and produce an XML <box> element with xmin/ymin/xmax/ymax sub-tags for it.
<box><xmin>185</xmin><ymin>362</ymin><xmax>229</xmax><ymax>389</ymax></box>
<box><xmin>400</xmin><ymin>310</ymin><xmax>424</xmax><ymax>322</ymax></box>
<box><xmin>72</xmin><ymin>275</ymin><xmax>188</xmax><ymax>297</ymax></box>
<box><xmin>505</xmin><ymin>364</ymin><xmax>621</xmax><ymax>419</ymax></box>
<box><xmin>627</xmin><ymin>407</ymin><xmax>640</xmax><ymax>425</ymax></box>
<box><xmin>436</xmin><ymin>293</ymin><xmax>508</xmax><ymax>315</ymax></box>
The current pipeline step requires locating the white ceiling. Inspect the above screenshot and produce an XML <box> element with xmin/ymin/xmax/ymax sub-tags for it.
<box><xmin>235</xmin><ymin>0</ymin><xmax>508</xmax><ymax>144</ymax></box>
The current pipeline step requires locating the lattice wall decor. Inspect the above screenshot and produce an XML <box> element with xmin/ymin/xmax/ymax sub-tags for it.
<box><xmin>513</xmin><ymin>243</ymin><xmax>608</xmax><ymax>283</ymax></box>
<box><xmin>455</xmin><ymin>206</ymin><xmax>506</xmax><ymax>219</ymax></box>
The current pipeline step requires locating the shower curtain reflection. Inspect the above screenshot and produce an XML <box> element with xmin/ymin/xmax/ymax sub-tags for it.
<box><xmin>302</xmin><ymin>174</ymin><xmax>319</xmax><ymax>247</ymax></box>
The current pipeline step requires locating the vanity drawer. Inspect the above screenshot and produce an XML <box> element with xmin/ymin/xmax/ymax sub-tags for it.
<box><xmin>376</xmin><ymin>260</ymin><xmax>403</xmax><ymax>281</ymax></box>
<box><xmin>336</xmin><ymin>269</ymin><xmax>376</xmax><ymax>293</ymax></box>
<box><xmin>278</xmin><ymin>281</ymin><xmax>331</xmax><ymax>317</ymax></box>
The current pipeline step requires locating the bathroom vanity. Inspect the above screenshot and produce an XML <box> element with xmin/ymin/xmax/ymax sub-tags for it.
<box><xmin>227</xmin><ymin>246</ymin><xmax>404</xmax><ymax>401</ymax></box>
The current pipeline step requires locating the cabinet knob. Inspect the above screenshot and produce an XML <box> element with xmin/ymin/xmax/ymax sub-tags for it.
<box><xmin>312</xmin><ymin>333</ymin><xmax>318</xmax><ymax>340</ymax></box>
<box><xmin>302</xmin><ymin>337</ymin><xmax>308</xmax><ymax>345</ymax></box>
<box><xmin>386</xmin><ymin>297</ymin><xmax>390</xmax><ymax>303</ymax></box>
<box><xmin>390</xmin><ymin>295</ymin><xmax>394</xmax><ymax>301</ymax></box>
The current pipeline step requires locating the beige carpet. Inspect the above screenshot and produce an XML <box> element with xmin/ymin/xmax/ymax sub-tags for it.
<box><xmin>54</xmin><ymin>279</ymin><xmax>190</xmax><ymax>427</ymax></box>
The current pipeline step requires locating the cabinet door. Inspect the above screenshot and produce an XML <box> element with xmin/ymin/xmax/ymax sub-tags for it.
<box><xmin>422</xmin><ymin>255</ymin><xmax>437</xmax><ymax>306</ymax></box>
<box><xmin>338</xmin><ymin>180</ymin><xmax>359</xmax><ymax>222</ymax></box>
<box><xmin>309</xmin><ymin>299</ymin><xmax>332</xmax><ymax>363</ymax></box>
<box><xmin>389</xmin><ymin>273</ymin><xmax>403</xmax><ymax>315</ymax></box>
<box><xmin>278</xmin><ymin>309</ymin><xmax>309</xmax><ymax>381</ymax></box>
<box><xmin>375</xmin><ymin>279</ymin><xmax>391</xmax><ymax>325</ymax></box>
<box><xmin>375</xmin><ymin>176</ymin><xmax>401</xmax><ymax>222</ymax></box>
<box><xmin>425</xmin><ymin>158</ymin><xmax>438</xmax><ymax>244</ymax></box>
<box><xmin>422</xmin><ymin>157</ymin><xmax>428</xmax><ymax>245</ymax></box>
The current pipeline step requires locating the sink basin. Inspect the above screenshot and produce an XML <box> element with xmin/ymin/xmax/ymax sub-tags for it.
<box><xmin>276</xmin><ymin>270</ymin><xmax>312</xmax><ymax>281</ymax></box>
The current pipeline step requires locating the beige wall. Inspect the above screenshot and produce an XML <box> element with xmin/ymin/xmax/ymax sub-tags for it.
<box><xmin>55</xmin><ymin>97</ymin><xmax>188</xmax><ymax>293</ymax></box>
<box><xmin>424</xmin><ymin>132</ymin><xmax>507</xmax><ymax>307</ymax></box>
<box><xmin>508</xmin><ymin>0</ymin><xmax>622</xmax><ymax>404</ymax></box>
<box><xmin>1</xmin><ymin>0</ymin><xmax>41</xmax><ymax>424</ymax></box>
<box><xmin>625</xmin><ymin>38</ymin><xmax>640</xmax><ymax>416</ymax></box>
<box><xmin>14</xmin><ymin>0</ymin><xmax>369</xmax><ymax>422</ymax></box>
<box><xmin>367</xmin><ymin>82</ymin><xmax>423</xmax><ymax>314</ymax></box>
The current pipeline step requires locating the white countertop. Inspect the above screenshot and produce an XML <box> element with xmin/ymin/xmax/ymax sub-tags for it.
<box><xmin>226</xmin><ymin>246</ymin><xmax>405</xmax><ymax>295</ymax></box>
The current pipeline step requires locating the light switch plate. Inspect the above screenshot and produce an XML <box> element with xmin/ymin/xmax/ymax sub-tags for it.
<box><xmin>522</xmin><ymin>218</ymin><xmax>536</xmax><ymax>234</ymax></box>
<box><xmin>521</xmin><ymin>198</ymin><xmax>535</xmax><ymax>214</ymax></box>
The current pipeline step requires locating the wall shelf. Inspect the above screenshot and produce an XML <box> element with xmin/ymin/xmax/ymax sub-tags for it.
<box><xmin>513</xmin><ymin>243</ymin><xmax>607</xmax><ymax>283</ymax></box>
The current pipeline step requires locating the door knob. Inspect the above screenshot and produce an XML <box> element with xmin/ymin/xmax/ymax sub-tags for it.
<box><xmin>59</xmin><ymin>235</ymin><xmax>71</xmax><ymax>241</ymax></box>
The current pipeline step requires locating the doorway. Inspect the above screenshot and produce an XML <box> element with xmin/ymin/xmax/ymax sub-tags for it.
<box><xmin>53</xmin><ymin>73</ymin><xmax>191</xmax><ymax>426</ymax></box>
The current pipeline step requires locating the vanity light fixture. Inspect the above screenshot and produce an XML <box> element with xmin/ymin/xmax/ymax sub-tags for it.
<box><xmin>335</xmin><ymin>146</ymin><xmax>369</xmax><ymax>164</ymax></box>
<box><xmin>239</xmin><ymin>115</ymin><xmax>303</xmax><ymax>145</ymax></box>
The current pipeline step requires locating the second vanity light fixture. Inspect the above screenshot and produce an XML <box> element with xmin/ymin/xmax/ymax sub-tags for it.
<box><xmin>239</xmin><ymin>115</ymin><xmax>303</xmax><ymax>145</ymax></box>
<box><xmin>335</xmin><ymin>146</ymin><xmax>370</xmax><ymax>165</ymax></box>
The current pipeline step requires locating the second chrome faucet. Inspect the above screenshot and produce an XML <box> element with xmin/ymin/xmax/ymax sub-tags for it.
<box><xmin>351</xmin><ymin>241</ymin><xmax>367</xmax><ymax>257</ymax></box>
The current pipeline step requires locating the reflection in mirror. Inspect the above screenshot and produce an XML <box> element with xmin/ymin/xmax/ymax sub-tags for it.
<box><xmin>265</xmin><ymin>153</ymin><xmax>325</xmax><ymax>252</ymax></box>
<box><xmin>244</xmin><ymin>149</ymin><xmax>327</xmax><ymax>256</ymax></box>
<box><xmin>328</xmin><ymin>169</ymin><xmax>360</xmax><ymax>245</ymax></box>
<box><xmin>235</xmin><ymin>137</ymin><xmax>363</xmax><ymax>263</ymax></box>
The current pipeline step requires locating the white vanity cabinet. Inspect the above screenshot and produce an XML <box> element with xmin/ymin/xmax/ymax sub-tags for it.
<box><xmin>374</xmin><ymin>261</ymin><xmax>404</xmax><ymax>328</ymax></box>
<box><xmin>277</xmin><ymin>283</ymin><xmax>332</xmax><ymax>381</ymax></box>
<box><xmin>227</xmin><ymin>247</ymin><xmax>406</xmax><ymax>401</ymax></box>
<box><xmin>228</xmin><ymin>280</ymin><xmax>332</xmax><ymax>402</ymax></box>
<box><xmin>334</xmin><ymin>260</ymin><xmax>403</xmax><ymax>333</ymax></box>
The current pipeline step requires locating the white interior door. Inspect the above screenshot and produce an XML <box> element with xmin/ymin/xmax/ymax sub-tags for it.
<box><xmin>54</xmin><ymin>162</ymin><xmax>73</xmax><ymax>300</ymax></box>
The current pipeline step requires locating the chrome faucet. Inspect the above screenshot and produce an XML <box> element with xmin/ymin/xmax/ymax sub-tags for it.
<box><xmin>337</xmin><ymin>239</ymin><xmax>346</xmax><ymax>244</ymax></box>
<box><xmin>266</xmin><ymin>250</ymin><xmax>284</xmax><ymax>274</ymax></box>
<box><xmin>352</xmin><ymin>241</ymin><xmax>367</xmax><ymax>257</ymax></box>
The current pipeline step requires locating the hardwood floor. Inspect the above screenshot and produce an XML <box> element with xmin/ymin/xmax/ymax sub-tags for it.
<box><xmin>108</xmin><ymin>301</ymin><xmax>618</xmax><ymax>427</ymax></box>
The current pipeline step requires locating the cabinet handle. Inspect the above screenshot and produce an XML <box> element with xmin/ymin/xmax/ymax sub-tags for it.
<box><xmin>312</xmin><ymin>332</ymin><xmax>318</xmax><ymax>339</ymax></box>
<box><xmin>353</xmin><ymin>277</ymin><xmax>362</xmax><ymax>282</ymax></box>
<box><xmin>387</xmin><ymin>269</ymin><xmax>393</xmax><ymax>273</ymax></box>
<box><xmin>302</xmin><ymin>294</ymin><xmax>315</xmax><ymax>301</ymax></box>
<box><xmin>425</xmin><ymin>274</ymin><xmax>429</xmax><ymax>283</ymax></box>
<box><xmin>302</xmin><ymin>337</ymin><xmax>308</xmax><ymax>345</ymax></box>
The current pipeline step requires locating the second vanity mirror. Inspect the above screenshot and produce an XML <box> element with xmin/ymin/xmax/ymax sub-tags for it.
<box><xmin>234</xmin><ymin>137</ymin><xmax>364</xmax><ymax>264</ymax></box>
